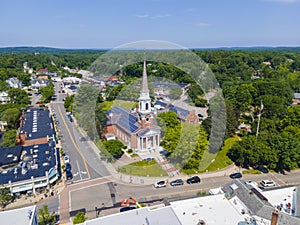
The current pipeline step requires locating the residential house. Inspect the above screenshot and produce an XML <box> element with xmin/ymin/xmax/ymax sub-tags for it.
<box><xmin>0</xmin><ymin>91</ymin><xmax>10</xmax><ymax>104</ymax></box>
<box><xmin>6</xmin><ymin>77</ymin><xmax>22</xmax><ymax>89</ymax></box>
<box><xmin>30</xmin><ymin>78</ymin><xmax>50</xmax><ymax>90</ymax></box>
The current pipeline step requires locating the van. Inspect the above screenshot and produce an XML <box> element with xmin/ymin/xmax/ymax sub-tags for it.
<box><xmin>260</xmin><ymin>180</ymin><xmax>276</xmax><ymax>187</ymax></box>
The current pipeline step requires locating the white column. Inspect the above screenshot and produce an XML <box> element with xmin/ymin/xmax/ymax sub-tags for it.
<box><xmin>137</xmin><ymin>137</ymin><xmax>140</xmax><ymax>151</ymax></box>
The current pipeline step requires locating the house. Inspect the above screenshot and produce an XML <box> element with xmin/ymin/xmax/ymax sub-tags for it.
<box><xmin>30</xmin><ymin>78</ymin><xmax>50</xmax><ymax>90</ymax></box>
<box><xmin>6</xmin><ymin>77</ymin><xmax>22</xmax><ymax>89</ymax></box>
<box><xmin>0</xmin><ymin>91</ymin><xmax>10</xmax><ymax>104</ymax></box>
<box><xmin>36</xmin><ymin>68</ymin><xmax>49</xmax><ymax>75</ymax></box>
<box><xmin>292</xmin><ymin>93</ymin><xmax>300</xmax><ymax>105</ymax></box>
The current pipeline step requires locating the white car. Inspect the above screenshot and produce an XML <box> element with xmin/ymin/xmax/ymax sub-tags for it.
<box><xmin>154</xmin><ymin>180</ymin><xmax>167</xmax><ymax>188</ymax></box>
<box><xmin>245</xmin><ymin>180</ymin><xmax>258</xmax><ymax>186</ymax></box>
<box><xmin>260</xmin><ymin>179</ymin><xmax>276</xmax><ymax>187</ymax></box>
<box><xmin>64</xmin><ymin>155</ymin><xmax>70</xmax><ymax>164</ymax></box>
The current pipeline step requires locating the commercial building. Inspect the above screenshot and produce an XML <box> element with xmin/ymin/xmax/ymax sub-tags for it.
<box><xmin>0</xmin><ymin>205</ymin><xmax>38</xmax><ymax>225</ymax></box>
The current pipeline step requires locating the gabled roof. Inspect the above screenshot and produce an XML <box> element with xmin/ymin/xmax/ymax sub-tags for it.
<box><xmin>137</xmin><ymin>126</ymin><xmax>160</xmax><ymax>137</ymax></box>
<box><xmin>108</xmin><ymin>107</ymin><xmax>141</xmax><ymax>134</ymax></box>
<box><xmin>294</xmin><ymin>93</ymin><xmax>300</xmax><ymax>99</ymax></box>
<box><xmin>169</xmin><ymin>104</ymin><xmax>189</xmax><ymax>119</ymax></box>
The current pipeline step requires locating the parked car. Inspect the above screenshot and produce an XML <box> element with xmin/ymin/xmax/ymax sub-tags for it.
<box><xmin>187</xmin><ymin>176</ymin><xmax>201</xmax><ymax>184</ymax></box>
<box><xmin>64</xmin><ymin>155</ymin><xmax>70</xmax><ymax>164</ymax></box>
<box><xmin>120</xmin><ymin>206</ymin><xmax>136</xmax><ymax>212</ymax></box>
<box><xmin>154</xmin><ymin>180</ymin><xmax>167</xmax><ymax>188</ymax></box>
<box><xmin>36</xmin><ymin>101</ymin><xmax>42</xmax><ymax>104</ymax></box>
<box><xmin>260</xmin><ymin>180</ymin><xmax>276</xmax><ymax>187</ymax></box>
<box><xmin>66</xmin><ymin>170</ymin><xmax>73</xmax><ymax>180</ymax></box>
<box><xmin>65</xmin><ymin>163</ymin><xmax>71</xmax><ymax>172</ymax></box>
<box><xmin>229</xmin><ymin>172</ymin><xmax>242</xmax><ymax>179</ymax></box>
<box><xmin>245</xmin><ymin>180</ymin><xmax>258</xmax><ymax>186</ymax></box>
<box><xmin>170</xmin><ymin>179</ymin><xmax>184</xmax><ymax>186</ymax></box>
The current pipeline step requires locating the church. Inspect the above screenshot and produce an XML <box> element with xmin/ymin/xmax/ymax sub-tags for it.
<box><xmin>104</xmin><ymin>59</ymin><xmax>161</xmax><ymax>152</ymax></box>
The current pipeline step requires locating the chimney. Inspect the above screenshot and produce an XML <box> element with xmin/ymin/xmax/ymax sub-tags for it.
<box><xmin>271</xmin><ymin>209</ymin><xmax>279</xmax><ymax>225</ymax></box>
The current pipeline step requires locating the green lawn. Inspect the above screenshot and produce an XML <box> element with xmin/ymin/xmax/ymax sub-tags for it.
<box><xmin>112</xmin><ymin>100</ymin><xmax>137</xmax><ymax>110</ymax></box>
<box><xmin>118</xmin><ymin>159</ymin><xmax>167</xmax><ymax>177</ymax></box>
<box><xmin>200</xmin><ymin>136</ymin><xmax>238</xmax><ymax>172</ymax></box>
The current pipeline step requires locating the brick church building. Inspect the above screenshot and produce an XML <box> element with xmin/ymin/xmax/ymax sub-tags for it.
<box><xmin>104</xmin><ymin>59</ymin><xmax>161</xmax><ymax>152</ymax></box>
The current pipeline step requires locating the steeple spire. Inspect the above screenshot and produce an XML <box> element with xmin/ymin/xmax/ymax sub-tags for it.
<box><xmin>138</xmin><ymin>53</ymin><xmax>151</xmax><ymax>115</ymax></box>
<box><xmin>141</xmin><ymin>56</ymin><xmax>149</xmax><ymax>94</ymax></box>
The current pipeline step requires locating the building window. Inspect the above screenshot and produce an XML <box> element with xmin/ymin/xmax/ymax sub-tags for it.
<box><xmin>145</xmin><ymin>103</ymin><xmax>149</xmax><ymax>110</ymax></box>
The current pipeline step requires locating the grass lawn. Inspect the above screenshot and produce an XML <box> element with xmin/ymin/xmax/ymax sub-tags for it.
<box><xmin>199</xmin><ymin>136</ymin><xmax>238</xmax><ymax>172</ymax></box>
<box><xmin>112</xmin><ymin>100</ymin><xmax>137</xmax><ymax>110</ymax></box>
<box><xmin>118</xmin><ymin>159</ymin><xmax>167</xmax><ymax>177</ymax></box>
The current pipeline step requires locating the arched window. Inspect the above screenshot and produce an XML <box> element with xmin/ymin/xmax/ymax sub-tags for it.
<box><xmin>145</xmin><ymin>103</ymin><xmax>149</xmax><ymax>110</ymax></box>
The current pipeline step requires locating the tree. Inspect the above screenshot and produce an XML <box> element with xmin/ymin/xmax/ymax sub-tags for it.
<box><xmin>0</xmin><ymin>185</ymin><xmax>12</xmax><ymax>207</ymax></box>
<box><xmin>8</xmin><ymin>88</ymin><xmax>30</xmax><ymax>105</ymax></box>
<box><xmin>103</xmin><ymin>140</ymin><xmax>125</xmax><ymax>159</ymax></box>
<box><xmin>73</xmin><ymin>211</ymin><xmax>87</xmax><ymax>224</ymax></box>
<box><xmin>38</xmin><ymin>204</ymin><xmax>56</xmax><ymax>225</ymax></box>
<box><xmin>40</xmin><ymin>83</ymin><xmax>55</xmax><ymax>103</ymax></box>
<box><xmin>64</xmin><ymin>95</ymin><xmax>74</xmax><ymax>112</ymax></box>
<box><xmin>0</xmin><ymin>108</ymin><xmax>20</xmax><ymax>129</ymax></box>
<box><xmin>0</xmin><ymin>130</ymin><xmax>16</xmax><ymax>147</ymax></box>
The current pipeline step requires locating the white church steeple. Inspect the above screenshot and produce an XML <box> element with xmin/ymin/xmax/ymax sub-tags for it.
<box><xmin>138</xmin><ymin>56</ymin><xmax>151</xmax><ymax>115</ymax></box>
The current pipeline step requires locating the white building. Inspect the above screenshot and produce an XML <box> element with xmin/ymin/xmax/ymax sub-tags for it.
<box><xmin>6</xmin><ymin>77</ymin><xmax>22</xmax><ymax>89</ymax></box>
<box><xmin>0</xmin><ymin>205</ymin><xmax>38</xmax><ymax>225</ymax></box>
<box><xmin>0</xmin><ymin>91</ymin><xmax>10</xmax><ymax>104</ymax></box>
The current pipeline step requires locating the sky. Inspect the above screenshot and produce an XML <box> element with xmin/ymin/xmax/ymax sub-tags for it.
<box><xmin>0</xmin><ymin>0</ymin><xmax>299</xmax><ymax>48</ymax></box>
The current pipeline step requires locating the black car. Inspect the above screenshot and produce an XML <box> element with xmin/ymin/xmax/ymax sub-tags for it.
<box><xmin>120</xmin><ymin>206</ymin><xmax>136</xmax><ymax>212</ymax></box>
<box><xmin>187</xmin><ymin>176</ymin><xmax>201</xmax><ymax>184</ymax></box>
<box><xmin>229</xmin><ymin>172</ymin><xmax>242</xmax><ymax>179</ymax></box>
<box><xmin>65</xmin><ymin>163</ymin><xmax>71</xmax><ymax>172</ymax></box>
<box><xmin>66</xmin><ymin>170</ymin><xmax>73</xmax><ymax>180</ymax></box>
<box><xmin>170</xmin><ymin>179</ymin><xmax>184</xmax><ymax>186</ymax></box>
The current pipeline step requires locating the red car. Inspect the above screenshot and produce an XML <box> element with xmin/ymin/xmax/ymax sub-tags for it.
<box><xmin>36</xmin><ymin>101</ymin><xmax>42</xmax><ymax>104</ymax></box>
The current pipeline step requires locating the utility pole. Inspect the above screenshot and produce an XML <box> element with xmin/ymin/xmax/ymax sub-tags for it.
<box><xmin>256</xmin><ymin>101</ymin><xmax>264</xmax><ymax>138</ymax></box>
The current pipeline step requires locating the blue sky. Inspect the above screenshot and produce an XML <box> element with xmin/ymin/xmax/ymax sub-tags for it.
<box><xmin>0</xmin><ymin>0</ymin><xmax>299</xmax><ymax>48</ymax></box>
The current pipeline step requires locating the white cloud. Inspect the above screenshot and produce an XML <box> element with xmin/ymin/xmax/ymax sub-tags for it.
<box><xmin>264</xmin><ymin>0</ymin><xmax>299</xmax><ymax>3</ymax></box>
<box><xmin>195</xmin><ymin>22</ymin><xmax>211</xmax><ymax>27</ymax></box>
<box><xmin>135</xmin><ymin>14</ymin><xmax>170</xmax><ymax>19</ymax></box>
<box><xmin>135</xmin><ymin>14</ymin><xmax>149</xmax><ymax>18</ymax></box>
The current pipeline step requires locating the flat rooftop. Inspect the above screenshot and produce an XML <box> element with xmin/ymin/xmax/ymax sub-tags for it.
<box><xmin>171</xmin><ymin>194</ymin><xmax>248</xmax><ymax>225</ymax></box>
<box><xmin>85</xmin><ymin>206</ymin><xmax>181</xmax><ymax>225</ymax></box>
<box><xmin>0</xmin><ymin>142</ymin><xmax>57</xmax><ymax>186</ymax></box>
<box><xmin>0</xmin><ymin>205</ymin><xmax>36</xmax><ymax>225</ymax></box>
<box><xmin>20</xmin><ymin>108</ymin><xmax>55</xmax><ymax>140</ymax></box>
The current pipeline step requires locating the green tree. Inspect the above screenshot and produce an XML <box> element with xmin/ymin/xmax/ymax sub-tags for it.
<box><xmin>0</xmin><ymin>185</ymin><xmax>12</xmax><ymax>207</ymax></box>
<box><xmin>73</xmin><ymin>211</ymin><xmax>87</xmax><ymax>224</ymax></box>
<box><xmin>103</xmin><ymin>140</ymin><xmax>125</xmax><ymax>159</ymax></box>
<box><xmin>0</xmin><ymin>108</ymin><xmax>20</xmax><ymax>129</ymax></box>
<box><xmin>64</xmin><ymin>95</ymin><xmax>74</xmax><ymax>112</ymax></box>
<box><xmin>38</xmin><ymin>204</ymin><xmax>56</xmax><ymax>225</ymax></box>
<box><xmin>8</xmin><ymin>88</ymin><xmax>30</xmax><ymax>105</ymax></box>
<box><xmin>0</xmin><ymin>130</ymin><xmax>17</xmax><ymax>147</ymax></box>
<box><xmin>40</xmin><ymin>83</ymin><xmax>55</xmax><ymax>103</ymax></box>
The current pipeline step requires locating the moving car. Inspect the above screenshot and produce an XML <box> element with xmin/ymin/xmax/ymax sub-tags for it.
<box><xmin>64</xmin><ymin>155</ymin><xmax>70</xmax><ymax>164</ymax></box>
<box><xmin>229</xmin><ymin>172</ymin><xmax>242</xmax><ymax>179</ymax></box>
<box><xmin>170</xmin><ymin>179</ymin><xmax>184</xmax><ymax>186</ymax></box>
<box><xmin>187</xmin><ymin>176</ymin><xmax>201</xmax><ymax>184</ymax></box>
<box><xmin>154</xmin><ymin>180</ymin><xmax>167</xmax><ymax>188</ymax></box>
<box><xmin>260</xmin><ymin>180</ymin><xmax>276</xmax><ymax>187</ymax></box>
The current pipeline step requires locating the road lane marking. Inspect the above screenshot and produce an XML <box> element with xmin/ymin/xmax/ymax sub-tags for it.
<box><xmin>76</xmin><ymin>160</ymin><xmax>83</xmax><ymax>180</ymax></box>
<box><xmin>58</xmin><ymin>106</ymin><xmax>91</xmax><ymax>179</ymax></box>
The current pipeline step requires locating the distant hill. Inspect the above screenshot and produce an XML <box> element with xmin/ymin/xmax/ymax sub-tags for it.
<box><xmin>0</xmin><ymin>46</ymin><xmax>107</xmax><ymax>53</ymax></box>
<box><xmin>1</xmin><ymin>46</ymin><xmax>300</xmax><ymax>53</ymax></box>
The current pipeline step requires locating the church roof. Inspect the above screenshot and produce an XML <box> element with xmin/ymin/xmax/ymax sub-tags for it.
<box><xmin>108</xmin><ymin>106</ymin><xmax>141</xmax><ymax>133</ymax></box>
<box><xmin>169</xmin><ymin>104</ymin><xmax>190</xmax><ymax>120</ymax></box>
<box><xmin>137</xmin><ymin>126</ymin><xmax>160</xmax><ymax>137</ymax></box>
